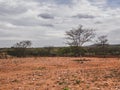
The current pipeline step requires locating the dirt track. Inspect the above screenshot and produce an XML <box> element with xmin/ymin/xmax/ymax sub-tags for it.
<box><xmin>0</xmin><ymin>57</ymin><xmax>120</xmax><ymax>90</ymax></box>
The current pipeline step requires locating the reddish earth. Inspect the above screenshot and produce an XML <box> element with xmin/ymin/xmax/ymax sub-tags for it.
<box><xmin>0</xmin><ymin>57</ymin><xmax>120</xmax><ymax>90</ymax></box>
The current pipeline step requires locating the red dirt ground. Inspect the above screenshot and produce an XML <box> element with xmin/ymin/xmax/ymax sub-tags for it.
<box><xmin>0</xmin><ymin>57</ymin><xmax>120</xmax><ymax>90</ymax></box>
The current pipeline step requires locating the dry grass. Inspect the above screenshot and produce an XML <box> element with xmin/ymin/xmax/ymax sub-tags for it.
<box><xmin>0</xmin><ymin>57</ymin><xmax>120</xmax><ymax>90</ymax></box>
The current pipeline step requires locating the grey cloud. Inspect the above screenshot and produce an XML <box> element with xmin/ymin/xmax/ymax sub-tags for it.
<box><xmin>11</xmin><ymin>19</ymin><xmax>40</xmax><ymax>26</ymax></box>
<box><xmin>0</xmin><ymin>15</ymin><xmax>54</xmax><ymax>27</ymax></box>
<box><xmin>33</xmin><ymin>0</ymin><xmax>72</xmax><ymax>5</ymax></box>
<box><xmin>41</xmin><ymin>24</ymin><xmax>54</xmax><ymax>27</ymax></box>
<box><xmin>53</xmin><ymin>0</ymin><xmax>73</xmax><ymax>5</ymax></box>
<box><xmin>0</xmin><ymin>40</ymin><xmax>17</xmax><ymax>48</ymax></box>
<box><xmin>0</xmin><ymin>0</ymin><xmax>120</xmax><ymax>48</ymax></box>
<box><xmin>9</xmin><ymin>19</ymin><xmax>53</xmax><ymax>27</ymax></box>
<box><xmin>94</xmin><ymin>21</ymin><xmax>102</xmax><ymax>24</ymax></box>
<box><xmin>0</xmin><ymin>16</ymin><xmax>40</xmax><ymax>27</ymax></box>
<box><xmin>108</xmin><ymin>29</ymin><xmax>120</xmax><ymax>44</ymax></box>
<box><xmin>38</xmin><ymin>13</ymin><xmax>54</xmax><ymax>19</ymax></box>
<box><xmin>107</xmin><ymin>0</ymin><xmax>120</xmax><ymax>8</ymax></box>
<box><xmin>88</xmin><ymin>0</ymin><xmax>106</xmax><ymax>7</ymax></box>
<box><xmin>0</xmin><ymin>3</ymin><xmax>27</xmax><ymax>15</ymax></box>
<box><xmin>72</xmin><ymin>14</ymin><xmax>95</xmax><ymax>19</ymax></box>
<box><xmin>33</xmin><ymin>0</ymin><xmax>51</xmax><ymax>3</ymax></box>
<box><xmin>0</xmin><ymin>29</ymin><xmax>22</xmax><ymax>40</ymax></box>
<box><xmin>0</xmin><ymin>30</ymin><xmax>15</xmax><ymax>37</ymax></box>
<box><xmin>0</xmin><ymin>18</ymin><xmax>40</xmax><ymax>27</ymax></box>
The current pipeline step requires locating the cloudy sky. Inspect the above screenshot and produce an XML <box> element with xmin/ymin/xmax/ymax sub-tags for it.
<box><xmin>0</xmin><ymin>0</ymin><xmax>120</xmax><ymax>47</ymax></box>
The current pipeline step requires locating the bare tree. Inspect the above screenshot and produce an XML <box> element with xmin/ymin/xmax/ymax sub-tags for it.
<box><xmin>65</xmin><ymin>25</ymin><xmax>95</xmax><ymax>56</ymax></box>
<box><xmin>66</xmin><ymin>25</ymin><xmax>95</xmax><ymax>47</ymax></box>
<box><xmin>96</xmin><ymin>35</ymin><xmax>108</xmax><ymax>57</ymax></box>
<box><xmin>12</xmin><ymin>40</ymin><xmax>32</xmax><ymax>57</ymax></box>
<box><xmin>97</xmin><ymin>35</ymin><xmax>108</xmax><ymax>46</ymax></box>
<box><xmin>13</xmin><ymin>40</ymin><xmax>32</xmax><ymax>48</ymax></box>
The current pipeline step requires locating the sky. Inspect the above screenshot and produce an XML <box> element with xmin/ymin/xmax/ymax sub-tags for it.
<box><xmin>0</xmin><ymin>0</ymin><xmax>120</xmax><ymax>47</ymax></box>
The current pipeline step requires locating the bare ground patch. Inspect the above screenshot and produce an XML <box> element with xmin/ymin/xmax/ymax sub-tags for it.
<box><xmin>0</xmin><ymin>57</ymin><xmax>120</xmax><ymax>90</ymax></box>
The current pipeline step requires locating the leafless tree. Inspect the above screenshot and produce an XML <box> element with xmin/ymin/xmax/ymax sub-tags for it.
<box><xmin>96</xmin><ymin>35</ymin><xmax>108</xmax><ymax>57</ymax></box>
<box><xmin>66</xmin><ymin>25</ymin><xmax>95</xmax><ymax>47</ymax></box>
<box><xmin>12</xmin><ymin>40</ymin><xmax>32</xmax><ymax>57</ymax></box>
<box><xmin>97</xmin><ymin>35</ymin><xmax>108</xmax><ymax>46</ymax></box>
<box><xmin>65</xmin><ymin>25</ymin><xmax>95</xmax><ymax>57</ymax></box>
<box><xmin>13</xmin><ymin>40</ymin><xmax>32</xmax><ymax>48</ymax></box>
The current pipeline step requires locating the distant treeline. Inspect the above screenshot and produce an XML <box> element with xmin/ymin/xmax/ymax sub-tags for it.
<box><xmin>1</xmin><ymin>25</ymin><xmax>119</xmax><ymax>58</ymax></box>
<box><xmin>0</xmin><ymin>44</ymin><xmax>120</xmax><ymax>58</ymax></box>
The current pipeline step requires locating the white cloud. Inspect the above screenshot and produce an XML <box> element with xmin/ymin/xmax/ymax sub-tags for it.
<box><xmin>0</xmin><ymin>0</ymin><xmax>120</xmax><ymax>47</ymax></box>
